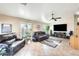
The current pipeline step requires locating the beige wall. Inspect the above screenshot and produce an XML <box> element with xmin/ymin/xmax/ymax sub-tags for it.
<box><xmin>0</xmin><ymin>14</ymin><xmax>46</xmax><ymax>37</ymax></box>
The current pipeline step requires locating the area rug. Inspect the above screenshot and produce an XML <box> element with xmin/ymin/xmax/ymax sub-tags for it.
<box><xmin>41</xmin><ymin>37</ymin><xmax>62</xmax><ymax>48</ymax></box>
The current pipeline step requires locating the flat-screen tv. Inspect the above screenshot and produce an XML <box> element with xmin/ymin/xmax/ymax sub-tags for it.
<box><xmin>54</xmin><ymin>24</ymin><xmax>67</xmax><ymax>31</ymax></box>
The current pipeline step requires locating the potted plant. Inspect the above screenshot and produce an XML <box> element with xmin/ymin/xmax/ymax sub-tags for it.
<box><xmin>46</xmin><ymin>25</ymin><xmax>50</xmax><ymax>34</ymax></box>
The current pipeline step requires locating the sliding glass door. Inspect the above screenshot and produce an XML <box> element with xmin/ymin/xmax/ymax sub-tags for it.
<box><xmin>20</xmin><ymin>23</ymin><xmax>32</xmax><ymax>42</ymax></box>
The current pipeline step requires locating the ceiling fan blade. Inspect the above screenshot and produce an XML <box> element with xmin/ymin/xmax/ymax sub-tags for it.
<box><xmin>54</xmin><ymin>19</ymin><xmax>57</xmax><ymax>21</ymax></box>
<box><xmin>50</xmin><ymin>18</ymin><xmax>57</xmax><ymax>21</ymax></box>
<box><xmin>55</xmin><ymin>17</ymin><xmax>61</xmax><ymax>19</ymax></box>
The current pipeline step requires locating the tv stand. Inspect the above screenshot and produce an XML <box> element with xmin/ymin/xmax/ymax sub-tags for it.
<box><xmin>52</xmin><ymin>32</ymin><xmax>69</xmax><ymax>39</ymax></box>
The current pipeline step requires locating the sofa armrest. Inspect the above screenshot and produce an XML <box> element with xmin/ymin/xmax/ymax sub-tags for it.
<box><xmin>9</xmin><ymin>39</ymin><xmax>25</xmax><ymax>55</ymax></box>
<box><xmin>16</xmin><ymin>38</ymin><xmax>22</xmax><ymax>41</ymax></box>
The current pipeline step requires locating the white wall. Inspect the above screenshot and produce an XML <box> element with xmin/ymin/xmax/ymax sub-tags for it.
<box><xmin>50</xmin><ymin>15</ymin><xmax>74</xmax><ymax>34</ymax></box>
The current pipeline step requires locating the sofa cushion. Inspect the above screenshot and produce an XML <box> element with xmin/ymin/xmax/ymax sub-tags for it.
<box><xmin>10</xmin><ymin>39</ymin><xmax>25</xmax><ymax>48</ymax></box>
<box><xmin>5</xmin><ymin>38</ymin><xmax>16</xmax><ymax>45</ymax></box>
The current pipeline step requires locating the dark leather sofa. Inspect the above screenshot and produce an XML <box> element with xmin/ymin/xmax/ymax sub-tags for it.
<box><xmin>32</xmin><ymin>31</ymin><xmax>49</xmax><ymax>42</ymax></box>
<box><xmin>0</xmin><ymin>33</ymin><xmax>25</xmax><ymax>56</ymax></box>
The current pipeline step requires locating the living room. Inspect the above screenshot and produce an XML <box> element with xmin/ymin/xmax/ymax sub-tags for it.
<box><xmin>0</xmin><ymin>3</ymin><xmax>79</xmax><ymax>56</ymax></box>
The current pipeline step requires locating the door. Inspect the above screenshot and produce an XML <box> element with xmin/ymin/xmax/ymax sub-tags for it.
<box><xmin>70</xmin><ymin>15</ymin><xmax>79</xmax><ymax>49</ymax></box>
<box><xmin>20</xmin><ymin>23</ymin><xmax>32</xmax><ymax>41</ymax></box>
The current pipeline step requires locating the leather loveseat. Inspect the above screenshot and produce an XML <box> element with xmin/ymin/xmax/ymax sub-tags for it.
<box><xmin>32</xmin><ymin>31</ymin><xmax>49</xmax><ymax>42</ymax></box>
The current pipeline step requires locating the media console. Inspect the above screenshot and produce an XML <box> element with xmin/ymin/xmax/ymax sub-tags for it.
<box><xmin>51</xmin><ymin>32</ymin><xmax>70</xmax><ymax>39</ymax></box>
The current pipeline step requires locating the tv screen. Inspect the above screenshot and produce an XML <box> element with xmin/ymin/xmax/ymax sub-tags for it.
<box><xmin>54</xmin><ymin>24</ymin><xmax>67</xmax><ymax>31</ymax></box>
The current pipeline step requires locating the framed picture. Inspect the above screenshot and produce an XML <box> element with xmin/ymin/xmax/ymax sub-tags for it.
<box><xmin>1</xmin><ymin>24</ymin><xmax>12</xmax><ymax>33</ymax></box>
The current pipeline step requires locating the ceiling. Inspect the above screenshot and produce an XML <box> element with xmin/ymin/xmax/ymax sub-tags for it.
<box><xmin>0</xmin><ymin>3</ymin><xmax>79</xmax><ymax>23</ymax></box>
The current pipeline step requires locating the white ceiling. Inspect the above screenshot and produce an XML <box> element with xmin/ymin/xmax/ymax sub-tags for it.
<box><xmin>0</xmin><ymin>3</ymin><xmax>79</xmax><ymax>23</ymax></box>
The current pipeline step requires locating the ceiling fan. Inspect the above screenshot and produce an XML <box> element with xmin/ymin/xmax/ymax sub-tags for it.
<box><xmin>20</xmin><ymin>3</ymin><xmax>27</xmax><ymax>6</ymax></box>
<box><xmin>50</xmin><ymin>13</ymin><xmax>61</xmax><ymax>21</ymax></box>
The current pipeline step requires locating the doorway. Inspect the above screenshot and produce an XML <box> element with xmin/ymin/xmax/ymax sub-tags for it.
<box><xmin>20</xmin><ymin>23</ymin><xmax>32</xmax><ymax>43</ymax></box>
